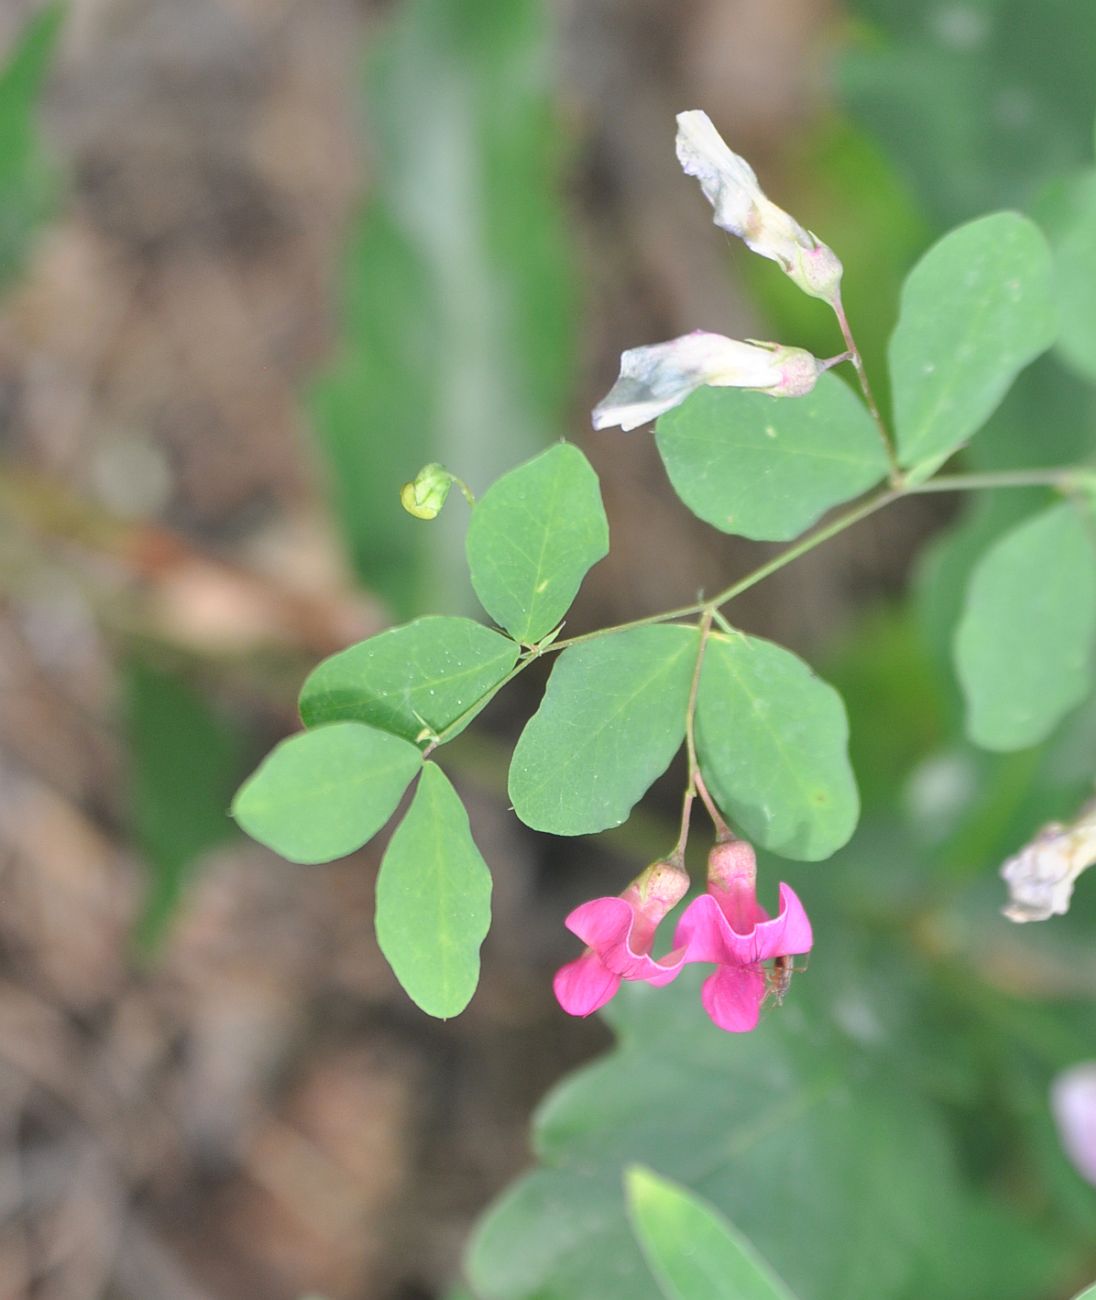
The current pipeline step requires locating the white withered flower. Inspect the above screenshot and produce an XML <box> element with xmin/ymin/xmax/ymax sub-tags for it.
<box><xmin>591</xmin><ymin>330</ymin><xmax>824</xmax><ymax>432</ymax></box>
<box><xmin>999</xmin><ymin>800</ymin><xmax>1096</xmax><ymax>923</ymax></box>
<box><xmin>675</xmin><ymin>110</ymin><xmax>843</xmax><ymax>304</ymax></box>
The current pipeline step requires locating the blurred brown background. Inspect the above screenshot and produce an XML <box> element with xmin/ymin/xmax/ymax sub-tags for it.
<box><xmin>0</xmin><ymin>1</ymin><xmax>942</xmax><ymax>1296</ymax></box>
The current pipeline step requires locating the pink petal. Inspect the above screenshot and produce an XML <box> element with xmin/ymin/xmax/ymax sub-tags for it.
<box><xmin>565</xmin><ymin>896</ymin><xmax>686</xmax><ymax>983</ymax></box>
<box><xmin>565</xmin><ymin>897</ymin><xmax>634</xmax><ymax>949</ymax></box>
<box><xmin>673</xmin><ymin>894</ymin><xmax>732</xmax><ymax>964</ymax></box>
<box><xmin>753</xmin><ymin>884</ymin><xmax>813</xmax><ymax>961</ymax></box>
<box><xmin>553</xmin><ymin>952</ymin><xmax>621</xmax><ymax>1017</ymax></box>
<box><xmin>675</xmin><ymin>884</ymin><xmax>812</xmax><ymax>967</ymax></box>
<box><xmin>701</xmin><ymin>964</ymin><xmax>766</xmax><ymax>1032</ymax></box>
<box><xmin>626</xmin><ymin>947</ymin><xmax>687</xmax><ymax>986</ymax></box>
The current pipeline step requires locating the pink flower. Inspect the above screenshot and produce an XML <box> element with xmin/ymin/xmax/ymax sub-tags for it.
<box><xmin>673</xmin><ymin>839</ymin><xmax>812</xmax><ymax>1033</ymax></box>
<box><xmin>554</xmin><ymin>860</ymin><xmax>690</xmax><ymax>1017</ymax></box>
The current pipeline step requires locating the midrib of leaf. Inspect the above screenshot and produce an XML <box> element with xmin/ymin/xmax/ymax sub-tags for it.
<box><xmin>704</xmin><ymin>644</ymin><xmax>827</xmax><ymax>809</ymax></box>
<box><xmin>677</xmin><ymin>429</ymin><xmax>883</xmax><ymax>469</ymax></box>
<box><xmin>246</xmin><ymin>751</ymin><xmax>418</xmax><ymax>816</ymax></box>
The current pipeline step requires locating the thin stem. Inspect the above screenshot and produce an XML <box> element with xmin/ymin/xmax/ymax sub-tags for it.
<box><xmin>693</xmin><ymin>768</ymin><xmax>731</xmax><ymax>840</ymax></box>
<box><xmin>905</xmin><ymin>467</ymin><xmax>1092</xmax><ymax>494</ymax></box>
<box><xmin>684</xmin><ymin>608</ymin><xmax>714</xmax><ymax>786</ymax></box>
<box><xmin>550</xmin><ymin>600</ymin><xmax>708</xmax><ymax>652</ymax></box>
<box><xmin>707</xmin><ymin>485</ymin><xmax>901</xmax><ymax>609</ymax></box>
<box><xmin>833</xmin><ymin>293</ymin><xmax>900</xmax><ymax>481</ymax></box>
<box><xmin>672</xmin><ymin>607</ymin><xmax>715</xmax><ymax>861</ymax></box>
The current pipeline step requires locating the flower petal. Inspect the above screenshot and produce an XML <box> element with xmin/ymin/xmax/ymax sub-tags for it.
<box><xmin>592</xmin><ymin>332</ymin><xmax>782</xmax><ymax>432</ymax></box>
<box><xmin>675</xmin><ymin>110</ymin><xmax>761</xmax><ymax>241</ymax></box>
<box><xmin>753</xmin><ymin>884</ymin><xmax>813</xmax><ymax>961</ymax></box>
<box><xmin>700</xmin><ymin>964</ymin><xmax>766</xmax><ymax>1032</ymax></box>
<box><xmin>1050</xmin><ymin>1062</ymin><xmax>1096</xmax><ymax>1186</ymax></box>
<box><xmin>675</xmin><ymin>884</ymin><xmax>812</xmax><ymax>967</ymax></box>
<box><xmin>553</xmin><ymin>951</ymin><xmax>621</xmax><ymax>1017</ymax></box>
<box><xmin>565</xmin><ymin>897</ymin><xmax>633</xmax><ymax>949</ymax></box>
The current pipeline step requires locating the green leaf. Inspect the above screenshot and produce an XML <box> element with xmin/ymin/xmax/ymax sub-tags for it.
<box><xmin>232</xmin><ymin>722</ymin><xmax>421</xmax><ymax>864</ymax></box>
<box><xmin>509</xmin><ymin>626</ymin><xmax>697</xmax><ymax>835</ymax></box>
<box><xmin>1039</xmin><ymin>170</ymin><xmax>1096</xmax><ymax>384</ymax></box>
<box><xmin>842</xmin><ymin>0</ymin><xmax>1096</xmax><ymax>226</ymax></box>
<box><xmin>299</xmin><ymin>616</ymin><xmax>519</xmax><ymax>744</ymax></box>
<box><xmin>1069</xmin><ymin>1286</ymin><xmax>1096</xmax><ymax>1300</ymax></box>
<box><xmin>655</xmin><ymin>374</ymin><xmax>888</xmax><ymax>542</ymax></box>
<box><xmin>124</xmin><ymin>661</ymin><xmax>244</xmax><ymax>950</ymax></box>
<box><xmin>466</xmin><ymin>443</ymin><xmax>609</xmax><ymax>643</ymax></box>
<box><xmin>889</xmin><ymin>212</ymin><xmax>1056</xmax><ymax>470</ymax></box>
<box><xmin>954</xmin><ymin>501</ymin><xmax>1096</xmax><ymax>751</ymax></box>
<box><xmin>696</xmin><ymin>634</ymin><xmax>859</xmax><ymax>860</ymax></box>
<box><xmin>626</xmin><ymin>1166</ymin><xmax>798</xmax><ymax>1300</ymax></box>
<box><xmin>0</xmin><ymin>3</ymin><xmax>63</xmax><ymax>289</ymax></box>
<box><xmin>376</xmin><ymin>763</ymin><xmax>491</xmax><ymax>1017</ymax></box>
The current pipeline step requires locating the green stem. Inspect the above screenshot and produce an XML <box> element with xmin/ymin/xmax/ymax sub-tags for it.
<box><xmin>833</xmin><ymin>293</ymin><xmax>900</xmax><ymax>482</ymax></box>
<box><xmin>707</xmin><ymin>484</ymin><xmax>902</xmax><ymax>608</ymax></box>
<box><xmin>906</xmin><ymin>467</ymin><xmax>1092</xmax><ymax>494</ymax></box>
<box><xmin>422</xmin><ymin>461</ymin><xmax>1094</xmax><ymax>757</ymax></box>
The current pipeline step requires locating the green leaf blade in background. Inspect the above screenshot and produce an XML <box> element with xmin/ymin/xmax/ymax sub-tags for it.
<box><xmin>125</xmin><ymin>661</ymin><xmax>244</xmax><ymax>950</ymax></box>
<box><xmin>509</xmin><ymin>625</ymin><xmax>697</xmax><ymax>835</ymax></box>
<box><xmin>232</xmin><ymin>722</ymin><xmax>422</xmax><ymax>864</ymax></box>
<box><xmin>0</xmin><ymin>2</ymin><xmax>64</xmax><ymax>290</ymax></box>
<box><xmin>655</xmin><ymin>374</ymin><xmax>888</xmax><ymax>541</ymax></box>
<box><xmin>299</xmin><ymin>615</ymin><xmax>519</xmax><ymax>743</ymax></box>
<box><xmin>466</xmin><ymin>443</ymin><xmax>609</xmax><ymax>643</ymax></box>
<box><xmin>1038</xmin><ymin>169</ymin><xmax>1096</xmax><ymax>384</ymax></box>
<box><xmin>626</xmin><ymin>1166</ymin><xmax>798</xmax><ymax>1300</ymax></box>
<box><xmin>465</xmin><ymin>966</ymin><xmax>1058</xmax><ymax>1300</ymax></box>
<box><xmin>696</xmin><ymin>634</ymin><xmax>859</xmax><ymax>860</ymax></box>
<box><xmin>954</xmin><ymin>501</ymin><xmax>1096</xmax><ymax>751</ymax></box>
<box><xmin>376</xmin><ymin>762</ymin><xmax>491</xmax><ymax>1018</ymax></box>
<box><xmin>888</xmin><ymin>212</ymin><xmax>1056</xmax><ymax>471</ymax></box>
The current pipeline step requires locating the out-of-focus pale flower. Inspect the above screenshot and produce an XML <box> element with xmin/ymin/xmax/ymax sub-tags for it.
<box><xmin>1050</xmin><ymin>1062</ymin><xmax>1096</xmax><ymax>1186</ymax></box>
<box><xmin>675</xmin><ymin>110</ymin><xmax>843</xmax><ymax>304</ymax></box>
<box><xmin>591</xmin><ymin>330</ymin><xmax>825</xmax><ymax>432</ymax></box>
<box><xmin>1000</xmin><ymin>799</ymin><xmax>1096</xmax><ymax>922</ymax></box>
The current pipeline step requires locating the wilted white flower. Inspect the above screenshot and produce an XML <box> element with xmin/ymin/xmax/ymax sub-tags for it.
<box><xmin>1050</xmin><ymin>1063</ymin><xmax>1096</xmax><ymax>1186</ymax></box>
<box><xmin>999</xmin><ymin>800</ymin><xmax>1096</xmax><ymax>922</ymax></box>
<box><xmin>591</xmin><ymin>330</ymin><xmax>824</xmax><ymax>432</ymax></box>
<box><xmin>675</xmin><ymin>110</ymin><xmax>843</xmax><ymax>304</ymax></box>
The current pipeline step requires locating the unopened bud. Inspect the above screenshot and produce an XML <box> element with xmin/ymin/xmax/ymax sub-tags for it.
<box><xmin>1000</xmin><ymin>798</ymin><xmax>1096</xmax><ymax>922</ymax></box>
<box><xmin>675</xmin><ymin>110</ymin><xmax>843</xmax><ymax>306</ymax></box>
<box><xmin>400</xmin><ymin>463</ymin><xmax>454</xmax><ymax>520</ymax></box>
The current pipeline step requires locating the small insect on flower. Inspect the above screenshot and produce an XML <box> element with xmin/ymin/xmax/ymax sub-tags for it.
<box><xmin>764</xmin><ymin>953</ymin><xmax>808</xmax><ymax>1007</ymax></box>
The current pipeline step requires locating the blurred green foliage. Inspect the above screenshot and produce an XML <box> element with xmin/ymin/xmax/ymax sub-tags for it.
<box><xmin>125</xmin><ymin>661</ymin><xmax>244</xmax><ymax>950</ymax></box>
<box><xmin>0</xmin><ymin>2</ymin><xmax>64</xmax><ymax>289</ymax></box>
<box><xmin>307</xmin><ymin>0</ymin><xmax>577</xmax><ymax>617</ymax></box>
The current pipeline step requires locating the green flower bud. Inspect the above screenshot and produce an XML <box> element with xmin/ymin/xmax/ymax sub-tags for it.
<box><xmin>400</xmin><ymin>463</ymin><xmax>454</xmax><ymax>520</ymax></box>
